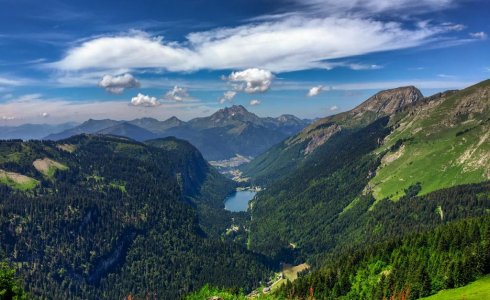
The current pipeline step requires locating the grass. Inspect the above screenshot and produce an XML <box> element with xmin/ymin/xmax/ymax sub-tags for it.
<box><xmin>33</xmin><ymin>158</ymin><xmax>68</xmax><ymax>178</ymax></box>
<box><xmin>270</xmin><ymin>263</ymin><xmax>309</xmax><ymax>292</ymax></box>
<box><xmin>185</xmin><ymin>285</ymin><xmax>279</xmax><ymax>300</ymax></box>
<box><xmin>420</xmin><ymin>275</ymin><xmax>490</xmax><ymax>300</ymax></box>
<box><xmin>369</xmin><ymin>86</ymin><xmax>489</xmax><ymax>201</ymax></box>
<box><xmin>0</xmin><ymin>170</ymin><xmax>39</xmax><ymax>190</ymax></box>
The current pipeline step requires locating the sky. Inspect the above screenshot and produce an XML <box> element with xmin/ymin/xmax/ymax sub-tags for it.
<box><xmin>0</xmin><ymin>0</ymin><xmax>489</xmax><ymax>125</ymax></box>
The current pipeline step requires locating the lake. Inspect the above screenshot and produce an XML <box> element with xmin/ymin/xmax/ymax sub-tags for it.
<box><xmin>224</xmin><ymin>190</ymin><xmax>257</xmax><ymax>212</ymax></box>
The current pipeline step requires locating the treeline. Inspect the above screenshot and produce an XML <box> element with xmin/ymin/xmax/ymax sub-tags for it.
<box><xmin>276</xmin><ymin>215</ymin><xmax>490</xmax><ymax>299</ymax></box>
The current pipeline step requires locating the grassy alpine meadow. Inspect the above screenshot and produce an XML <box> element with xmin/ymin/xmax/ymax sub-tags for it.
<box><xmin>420</xmin><ymin>275</ymin><xmax>490</xmax><ymax>300</ymax></box>
<box><xmin>369</xmin><ymin>82</ymin><xmax>490</xmax><ymax>201</ymax></box>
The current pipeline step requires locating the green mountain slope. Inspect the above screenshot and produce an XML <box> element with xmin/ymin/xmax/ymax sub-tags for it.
<box><xmin>241</xmin><ymin>86</ymin><xmax>424</xmax><ymax>185</ymax></box>
<box><xmin>0</xmin><ymin>135</ymin><xmax>271</xmax><ymax>299</ymax></box>
<box><xmin>244</xmin><ymin>79</ymin><xmax>490</xmax><ymax>261</ymax></box>
<box><xmin>369</xmin><ymin>80</ymin><xmax>490</xmax><ymax>200</ymax></box>
<box><xmin>277</xmin><ymin>216</ymin><xmax>490</xmax><ymax>299</ymax></box>
<box><xmin>420</xmin><ymin>275</ymin><xmax>490</xmax><ymax>300</ymax></box>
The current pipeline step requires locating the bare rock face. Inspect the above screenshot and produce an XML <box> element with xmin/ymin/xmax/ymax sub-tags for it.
<box><xmin>292</xmin><ymin>86</ymin><xmax>423</xmax><ymax>156</ymax></box>
<box><xmin>453</xmin><ymin>85</ymin><xmax>489</xmax><ymax>120</ymax></box>
<box><xmin>304</xmin><ymin>124</ymin><xmax>341</xmax><ymax>155</ymax></box>
<box><xmin>350</xmin><ymin>86</ymin><xmax>423</xmax><ymax>117</ymax></box>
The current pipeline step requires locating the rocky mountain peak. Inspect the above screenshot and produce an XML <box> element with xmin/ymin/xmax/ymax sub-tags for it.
<box><xmin>353</xmin><ymin>86</ymin><xmax>423</xmax><ymax>116</ymax></box>
<box><xmin>164</xmin><ymin>116</ymin><xmax>184</xmax><ymax>124</ymax></box>
<box><xmin>211</xmin><ymin>105</ymin><xmax>256</xmax><ymax>122</ymax></box>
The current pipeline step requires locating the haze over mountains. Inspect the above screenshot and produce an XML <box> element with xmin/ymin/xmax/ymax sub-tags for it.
<box><xmin>41</xmin><ymin>105</ymin><xmax>311</xmax><ymax>160</ymax></box>
<box><xmin>0</xmin><ymin>122</ymin><xmax>79</xmax><ymax>140</ymax></box>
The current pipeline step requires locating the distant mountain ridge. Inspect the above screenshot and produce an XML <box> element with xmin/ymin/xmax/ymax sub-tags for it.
<box><xmin>44</xmin><ymin>105</ymin><xmax>312</xmax><ymax>160</ymax></box>
<box><xmin>0</xmin><ymin>122</ymin><xmax>78</xmax><ymax>140</ymax></box>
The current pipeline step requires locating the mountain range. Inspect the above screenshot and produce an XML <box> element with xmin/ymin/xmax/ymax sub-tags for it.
<box><xmin>43</xmin><ymin>105</ymin><xmax>311</xmax><ymax>160</ymax></box>
<box><xmin>0</xmin><ymin>122</ymin><xmax>79</xmax><ymax>140</ymax></box>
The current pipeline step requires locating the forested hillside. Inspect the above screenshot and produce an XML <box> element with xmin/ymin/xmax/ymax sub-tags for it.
<box><xmin>245</xmin><ymin>80</ymin><xmax>490</xmax><ymax>261</ymax></box>
<box><xmin>218</xmin><ymin>80</ymin><xmax>490</xmax><ymax>299</ymax></box>
<box><xmin>277</xmin><ymin>215</ymin><xmax>490</xmax><ymax>299</ymax></box>
<box><xmin>0</xmin><ymin>135</ymin><xmax>271</xmax><ymax>299</ymax></box>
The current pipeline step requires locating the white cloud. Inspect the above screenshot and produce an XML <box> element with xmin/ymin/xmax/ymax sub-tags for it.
<box><xmin>330</xmin><ymin>106</ymin><xmax>339</xmax><ymax>111</ymax></box>
<box><xmin>441</xmin><ymin>23</ymin><xmax>465</xmax><ymax>31</ymax></box>
<box><xmin>293</xmin><ymin>0</ymin><xmax>457</xmax><ymax>15</ymax></box>
<box><xmin>227</xmin><ymin>68</ymin><xmax>273</xmax><ymax>93</ymax></box>
<box><xmin>130</xmin><ymin>93</ymin><xmax>160</xmax><ymax>107</ymax></box>
<box><xmin>98</xmin><ymin>73</ymin><xmax>140</xmax><ymax>94</ymax></box>
<box><xmin>1</xmin><ymin>116</ymin><xmax>15</xmax><ymax>121</ymax></box>
<box><xmin>41</xmin><ymin>112</ymin><xmax>49</xmax><ymax>118</ymax></box>
<box><xmin>469</xmin><ymin>32</ymin><xmax>487</xmax><ymax>40</ymax></box>
<box><xmin>437</xmin><ymin>74</ymin><xmax>455</xmax><ymax>78</ymax></box>
<box><xmin>0</xmin><ymin>77</ymin><xmax>26</xmax><ymax>86</ymax></box>
<box><xmin>164</xmin><ymin>86</ymin><xmax>190</xmax><ymax>101</ymax></box>
<box><xmin>348</xmin><ymin>64</ymin><xmax>383</xmax><ymax>70</ymax></box>
<box><xmin>250</xmin><ymin>99</ymin><xmax>261</xmax><ymax>106</ymax></box>
<box><xmin>51</xmin><ymin>16</ymin><xmax>449</xmax><ymax>73</ymax></box>
<box><xmin>219</xmin><ymin>91</ymin><xmax>237</xmax><ymax>104</ymax></box>
<box><xmin>307</xmin><ymin>85</ymin><xmax>324</xmax><ymax>97</ymax></box>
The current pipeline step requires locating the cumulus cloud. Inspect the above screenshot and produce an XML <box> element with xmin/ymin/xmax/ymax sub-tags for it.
<box><xmin>469</xmin><ymin>32</ymin><xmax>487</xmax><ymax>40</ymax></box>
<box><xmin>164</xmin><ymin>86</ymin><xmax>190</xmax><ymax>101</ymax></box>
<box><xmin>98</xmin><ymin>73</ymin><xmax>140</xmax><ymax>94</ymax></box>
<box><xmin>227</xmin><ymin>68</ymin><xmax>273</xmax><ymax>93</ymax></box>
<box><xmin>52</xmin><ymin>16</ymin><xmax>450</xmax><ymax>73</ymax></box>
<box><xmin>130</xmin><ymin>93</ymin><xmax>160</xmax><ymax>107</ymax></box>
<box><xmin>249</xmin><ymin>99</ymin><xmax>261</xmax><ymax>106</ymax></box>
<box><xmin>219</xmin><ymin>91</ymin><xmax>237</xmax><ymax>104</ymax></box>
<box><xmin>307</xmin><ymin>85</ymin><xmax>324</xmax><ymax>97</ymax></box>
<box><xmin>1</xmin><ymin>116</ymin><xmax>15</xmax><ymax>121</ymax></box>
<box><xmin>330</xmin><ymin>106</ymin><xmax>339</xmax><ymax>111</ymax></box>
<box><xmin>41</xmin><ymin>112</ymin><xmax>49</xmax><ymax>118</ymax></box>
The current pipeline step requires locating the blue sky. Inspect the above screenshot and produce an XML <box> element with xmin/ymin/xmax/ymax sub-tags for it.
<box><xmin>0</xmin><ymin>0</ymin><xmax>489</xmax><ymax>125</ymax></box>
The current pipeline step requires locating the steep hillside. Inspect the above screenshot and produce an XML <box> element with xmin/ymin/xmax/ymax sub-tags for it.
<box><xmin>242</xmin><ymin>86</ymin><xmax>424</xmax><ymax>184</ymax></box>
<box><xmin>277</xmin><ymin>215</ymin><xmax>490</xmax><ymax>299</ymax></box>
<box><xmin>0</xmin><ymin>135</ymin><xmax>271</xmax><ymax>299</ymax></box>
<box><xmin>368</xmin><ymin>80</ymin><xmax>490</xmax><ymax>200</ymax></box>
<box><xmin>146</xmin><ymin>137</ymin><xmax>237</xmax><ymax>235</ymax></box>
<box><xmin>244</xmin><ymin>80</ymin><xmax>490</xmax><ymax>261</ymax></box>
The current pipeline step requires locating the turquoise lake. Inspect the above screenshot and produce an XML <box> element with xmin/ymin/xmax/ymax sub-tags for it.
<box><xmin>224</xmin><ymin>190</ymin><xmax>257</xmax><ymax>212</ymax></box>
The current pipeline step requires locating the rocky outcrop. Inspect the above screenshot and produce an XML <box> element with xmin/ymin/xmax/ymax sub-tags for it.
<box><xmin>350</xmin><ymin>86</ymin><xmax>423</xmax><ymax>117</ymax></box>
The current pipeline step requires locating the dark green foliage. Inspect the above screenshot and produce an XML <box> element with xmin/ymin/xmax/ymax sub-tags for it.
<box><xmin>0</xmin><ymin>262</ymin><xmax>28</xmax><ymax>300</ymax></box>
<box><xmin>0</xmin><ymin>135</ymin><xmax>271</xmax><ymax>299</ymax></box>
<box><xmin>248</xmin><ymin>117</ymin><xmax>392</xmax><ymax>260</ymax></box>
<box><xmin>277</xmin><ymin>216</ymin><xmax>490</xmax><ymax>299</ymax></box>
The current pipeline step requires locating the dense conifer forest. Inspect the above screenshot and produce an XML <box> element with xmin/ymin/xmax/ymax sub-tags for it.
<box><xmin>0</xmin><ymin>135</ymin><xmax>272</xmax><ymax>299</ymax></box>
